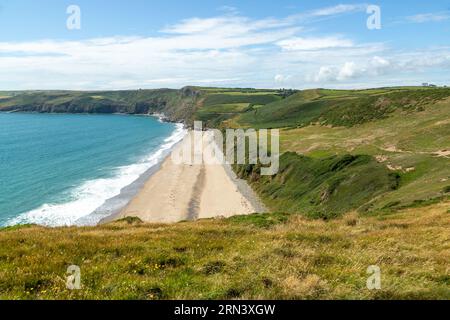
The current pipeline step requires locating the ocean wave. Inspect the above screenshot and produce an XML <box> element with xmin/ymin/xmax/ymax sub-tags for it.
<box><xmin>6</xmin><ymin>123</ymin><xmax>187</xmax><ymax>227</ymax></box>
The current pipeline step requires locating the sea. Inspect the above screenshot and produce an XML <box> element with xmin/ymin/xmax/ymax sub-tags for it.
<box><xmin>0</xmin><ymin>112</ymin><xmax>185</xmax><ymax>227</ymax></box>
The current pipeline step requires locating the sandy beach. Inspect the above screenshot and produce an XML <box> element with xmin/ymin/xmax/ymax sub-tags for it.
<box><xmin>114</xmin><ymin>131</ymin><xmax>266</xmax><ymax>223</ymax></box>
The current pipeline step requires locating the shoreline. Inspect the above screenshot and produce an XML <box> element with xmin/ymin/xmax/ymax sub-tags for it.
<box><xmin>95</xmin><ymin>138</ymin><xmax>185</xmax><ymax>225</ymax></box>
<box><xmin>1</xmin><ymin>113</ymin><xmax>186</xmax><ymax>228</ymax></box>
<box><xmin>109</xmin><ymin>131</ymin><xmax>267</xmax><ymax>224</ymax></box>
<box><xmin>1</xmin><ymin>116</ymin><xmax>266</xmax><ymax>227</ymax></box>
<box><xmin>79</xmin><ymin>122</ymin><xmax>187</xmax><ymax>226</ymax></box>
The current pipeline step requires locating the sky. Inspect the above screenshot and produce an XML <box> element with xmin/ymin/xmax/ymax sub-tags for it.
<box><xmin>0</xmin><ymin>0</ymin><xmax>449</xmax><ymax>90</ymax></box>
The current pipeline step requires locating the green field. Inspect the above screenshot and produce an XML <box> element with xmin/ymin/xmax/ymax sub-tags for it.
<box><xmin>235</xmin><ymin>87</ymin><xmax>450</xmax><ymax>128</ymax></box>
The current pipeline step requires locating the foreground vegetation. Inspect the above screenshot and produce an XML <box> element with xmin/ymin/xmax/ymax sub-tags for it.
<box><xmin>0</xmin><ymin>201</ymin><xmax>448</xmax><ymax>300</ymax></box>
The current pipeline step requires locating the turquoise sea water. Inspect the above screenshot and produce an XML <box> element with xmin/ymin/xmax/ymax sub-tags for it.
<box><xmin>0</xmin><ymin>113</ymin><xmax>184</xmax><ymax>227</ymax></box>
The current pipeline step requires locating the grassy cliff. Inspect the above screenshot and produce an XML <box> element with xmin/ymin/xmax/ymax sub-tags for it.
<box><xmin>235</xmin><ymin>153</ymin><xmax>400</xmax><ymax>219</ymax></box>
<box><xmin>0</xmin><ymin>87</ymin><xmax>202</xmax><ymax>123</ymax></box>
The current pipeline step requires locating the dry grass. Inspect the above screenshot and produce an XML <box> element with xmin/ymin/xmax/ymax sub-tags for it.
<box><xmin>0</xmin><ymin>202</ymin><xmax>449</xmax><ymax>300</ymax></box>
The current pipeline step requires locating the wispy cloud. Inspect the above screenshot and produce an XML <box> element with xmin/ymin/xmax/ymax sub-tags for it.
<box><xmin>0</xmin><ymin>3</ymin><xmax>449</xmax><ymax>90</ymax></box>
<box><xmin>406</xmin><ymin>12</ymin><xmax>450</xmax><ymax>23</ymax></box>
<box><xmin>161</xmin><ymin>15</ymin><xmax>294</xmax><ymax>36</ymax></box>
<box><xmin>163</xmin><ymin>3</ymin><xmax>367</xmax><ymax>35</ymax></box>
<box><xmin>308</xmin><ymin>3</ymin><xmax>367</xmax><ymax>17</ymax></box>
<box><xmin>277</xmin><ymin>36</ymin><xmax>354</xmax><ymax>51</ymax></box>
<box><xmin>218</xmin><ymin>5</ymin><xmax>240</xmax><ymax>15</ymax></box>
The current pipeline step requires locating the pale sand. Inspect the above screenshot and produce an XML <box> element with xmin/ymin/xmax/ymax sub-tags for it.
<box><xmin>115</xmin><ymin>131</ymin><xmax>266</xmax><ymax>223</ymax></box>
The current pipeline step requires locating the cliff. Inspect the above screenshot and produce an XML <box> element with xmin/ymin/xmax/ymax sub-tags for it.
<box><xmin>0</xmin><ymin>87</ymin><xmax>202</xmax><ymax>124</ymax></box>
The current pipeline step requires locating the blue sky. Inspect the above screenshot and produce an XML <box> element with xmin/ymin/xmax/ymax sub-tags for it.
<box><xmin>0</xmin><ymin>0</ymin><xmax>449</xmax><ymax>89</ymax></box>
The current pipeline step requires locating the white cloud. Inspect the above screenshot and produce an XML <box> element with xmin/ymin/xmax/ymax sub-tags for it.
<box><xmin>309</xmin><ymin>62</ymin><xmax>361</xmax><ymax>83</ymax></box>
<box><xmin>308</xmin><ymin>52</ymin><xmax>449</xmax><ymax>85</ymax></box>
<box><xmin>277</xmin><ymin>36</ymin><xmax>354</xmax><ymax>51</ymax></box>
<box><xmin>338</xmin><ymin>62</ymin><xmax>359</xmax><ymax>80</ymax></box>
<box><xmin>313</xmin><ymin>66</ymin><xmax>336</xmax><ymax>82</ymax></box>
<box><xmin>161</xmin><ymin>15</ymin><xmax>292</xmax><ymax>35</ymax></box>
<box><xmin>308</xmin><ymin>4</ymin><xmax>367</xmax><ymax>17</ymax></box>
<box><xmin>274</xmin><ymin>74</ymin><xmax>292</xmax><ymax>83</ymax></box>
<box><xmin>406</xmin><ymin>12</ymin><xmax>450</xmax><ymax>23</ymax></box>
<box><xmin>369</xmin><ymin>56</ymin><xmax>391</xmax><ymax>75</ymax></box>
<box><xmin>0</xmin><ymin>5</ymin><xmax>449</xmax><ymax>90</ymax></box>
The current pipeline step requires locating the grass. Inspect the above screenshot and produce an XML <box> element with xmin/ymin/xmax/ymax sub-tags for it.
<box><xmin>278</xmin><ymin>96</ymin><xmax>450</xmax><ymax>212</ymax></box>
<box><xmin>195</xmin><ymin>103</ymin><xmax>252</xmax><ymax>127</ymax></box>
<box><xmin>0</xmin><ymin>201</ymin><xmax>448</xmax><ymax>300</ymax></box>
<box><xmin>235</xmin><ymin>87</ymin><xmax>450</xmax><ymax>129</ymax></box>
<box><xmin>198</xmin><ymin>103</ymin><xmax>251</xmax><ymax>113</ymax></box>
<box><xmin>201</xmin><ymin>92</ymin><xmax>281</xmax><ymax>108</ymax></box>
<box><xmin>192</xmin><ymin>88</ymin><xmax>285</xmax><ymax>127</ymax></box>
<box><xmin>235</xmin><ymin>153</ymin><xmax>400</xmax><ymax>219</ymax></box>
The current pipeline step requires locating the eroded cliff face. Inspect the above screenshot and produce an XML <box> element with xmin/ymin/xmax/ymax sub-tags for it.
<box><xmin>0</xmin><ymin>87</ymin><xmax>202</xmax><ymax>124</ymax></box>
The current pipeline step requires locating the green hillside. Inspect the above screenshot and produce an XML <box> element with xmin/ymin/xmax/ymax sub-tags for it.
<box><xmin>0</xmin><ymin>88</ymin><xmax>201</xmax><ymax>123</ymax></box>
<box><xmin>277</xmin><ymin>92</ymin><xmax>450</xmax><ymax>214</ymax></box>
<box><xmin>234</xmin><ymin>87</ymin><xmax>450</xmax><ymax>128</ymax></box>
<box><xmin>193</xmin><ymin>88</ymin><xmax>285</xmax><ymax>127</ymax></box>
<box><xmin>235</xmin><ymin>153</ymin><xmax>400</xmax><ymax>219</ymax></box>
<box><xmin>193</xmin><ymin>86</ymin><xmax>450</xmax><ymax>218</ymax></box>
